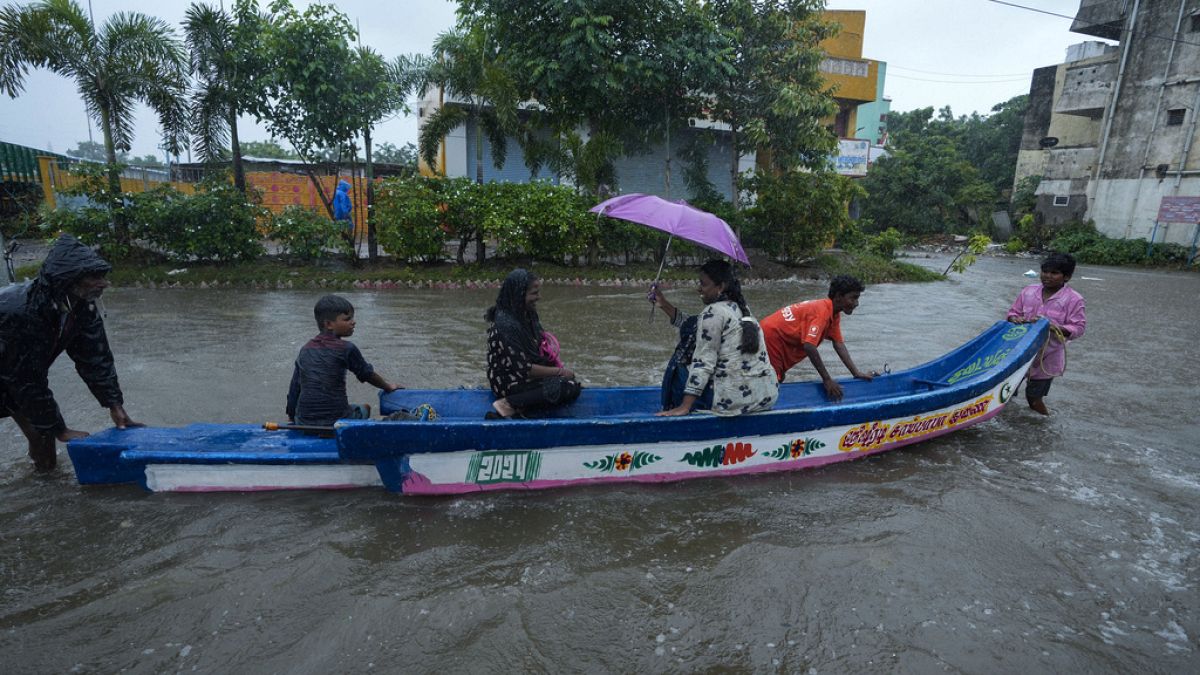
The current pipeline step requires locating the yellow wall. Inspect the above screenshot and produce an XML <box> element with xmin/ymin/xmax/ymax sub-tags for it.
<box><xmin>818</xmin><ymin>10</ymin><xmax>879</xmax><ymax>125</ymax></box>
<box><xmin>822</xmin><ymin>10</ymin><xmax>865</xmax><ymax>59</ymax></box>
<box><xmin>38</xmin><ymin>157</ymin><xmax>374</xmax><ymax>235</ymax></box>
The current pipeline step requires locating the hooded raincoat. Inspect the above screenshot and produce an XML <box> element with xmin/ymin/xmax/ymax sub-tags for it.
<box><xmin>333</xmin><ymin>180</ymin><xmax>353</xmax><ymax>223</ymax></box>
<box><xmin>0</xmin><ymin>234</ymin><xmax>123</xmax><ymax>435</ymax></box>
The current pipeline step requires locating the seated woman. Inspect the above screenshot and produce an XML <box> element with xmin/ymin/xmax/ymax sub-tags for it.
<box><xmin>485</xmin><ymin>269</ymin><xmax>582</xmax><ymax>419</ymax></box>
<box><xmin>648</xmin><ymin>283</ymin><xmax>713</xmax><ymax>412</ymax></box>
<box><xmin>655</xmin><ymin>260</ymin><xmax>778</xmax><ymax>417</ymax></box>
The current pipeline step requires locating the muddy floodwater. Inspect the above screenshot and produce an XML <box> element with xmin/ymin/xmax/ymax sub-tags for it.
<box><xmin>1</xmin><ymin>255</ymin><xmax>1197</xmax><ymax>672</ymax></box>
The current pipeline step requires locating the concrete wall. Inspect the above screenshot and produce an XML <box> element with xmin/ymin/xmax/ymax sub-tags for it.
<box><xmin>1093</xmin><ymin>176</ymin><xmax>1200</xmax><ymax>245</ymax></box>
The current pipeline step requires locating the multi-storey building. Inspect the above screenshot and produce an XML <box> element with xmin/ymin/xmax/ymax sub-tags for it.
<box><xmin>1015</xmin><ymin>0</ymin><xmax>1200</xmax><ymax>247</ymax></box>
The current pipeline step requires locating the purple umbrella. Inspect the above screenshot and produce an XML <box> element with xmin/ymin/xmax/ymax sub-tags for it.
<box><xmin>591</xmin><ymin>193</ymin><xmax>750</xmax><ymax>322</ymax></box>
<box><xmin>590</xmin><ymin>193</ymin><xmax>750</xmax><ymax>266</ymax></box>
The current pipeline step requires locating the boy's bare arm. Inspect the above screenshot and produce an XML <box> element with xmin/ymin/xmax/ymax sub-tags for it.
<box><xmin>833</xmin><ymin>341</ymin><xmax>874</xmax><ymax>381</ymax></box>
<box><xmin>365</xmin><ymin>372</ymin><xmax>402</xmax><ymax>392</ymax></box>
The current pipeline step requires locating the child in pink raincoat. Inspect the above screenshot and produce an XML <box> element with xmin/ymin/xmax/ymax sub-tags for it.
<box><xmin>1006</xmin><ymin>252</ymin><xmax>1087</xmax><ymax>415</ymax></box>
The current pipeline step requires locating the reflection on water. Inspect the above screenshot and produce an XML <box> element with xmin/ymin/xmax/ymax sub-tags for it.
<box><xmin>1</xmin><ymin>256</ymin><xmax>1197</xmax><ymax>671</ymax></box>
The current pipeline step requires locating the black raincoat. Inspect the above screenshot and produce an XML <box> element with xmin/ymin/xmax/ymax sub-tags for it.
<box><xmin>0</xmin><ymin>234</ymin><xmax>122</xmax><ymax>435</ymax></box>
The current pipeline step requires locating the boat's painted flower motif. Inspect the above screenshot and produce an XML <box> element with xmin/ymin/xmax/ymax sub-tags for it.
<box><xmin>763</xmin><ymin>437</ymin><xmax>826</xmax><ymax>461</ymax></box>
<box><xmin>583</xmin><ymin>451</ymin><xmax>662</xmax><ymax>473</ymax></box>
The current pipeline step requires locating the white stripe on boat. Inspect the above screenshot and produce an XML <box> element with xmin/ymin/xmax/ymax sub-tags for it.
<box><xmin>143</xmin><ymin>464</ymin><xmax>382</xmax><ymax>492</ymax></box>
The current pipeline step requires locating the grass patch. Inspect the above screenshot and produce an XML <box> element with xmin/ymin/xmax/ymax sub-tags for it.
<box><xmin>812</xmin><ymin>252</ymin><xmax>943</xmax><ymax>284</ymax></box>
<box><xmin>13</xmin><ymin>251</ymin><xmax>946</xmax><ymax>288</ymax></box>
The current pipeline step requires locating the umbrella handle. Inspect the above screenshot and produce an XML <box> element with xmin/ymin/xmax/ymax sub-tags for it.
<box><xmin>649</xmin><ymin>236</ymin><xmax>673</xmax><ymax>323</ymax></box>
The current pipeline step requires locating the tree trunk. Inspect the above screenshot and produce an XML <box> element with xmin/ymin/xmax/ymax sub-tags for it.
<box><xmin>364</xmin><ymin>125</ymin><xmax>377</xmax><ymax>262</ymax></box>
<box><xmin>729</xmin><ymin>126</ymin><xmax>739</xmax><ymax>212</ymax></box>
<box><xmin>229</xmin><ymin>108</ymin><xmax>246</xmax><ymax>194</ymax></box>
<box><xmin>473</xmin><ymin>108</ymin><xmax>486</xmax><ymax>264</ymax></box>
<box><xmin>99</xmin><ymin>107</ymin><xmax>127</xmax><ymax>245</ymax></box>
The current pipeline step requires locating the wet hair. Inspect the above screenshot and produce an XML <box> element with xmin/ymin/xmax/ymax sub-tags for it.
<box><xmin>699</xmin><ymin>259</ymin><xmax>760</xmax><ymax>355</ymax></box>
<box><xmin>1041</xmin><ymin>252</ymin><xmax>1076</xmax><ymax>277</ymax></box>
<box><xmin>828</xmin><ymin>274</ymin><xmax>865</xmax><ymax>299</ymax></box>
<box><xmin>314</xmin><ymin>294</ymin><xmax>354</xmax><ymax>331</ymax></box>
<box><xmin>485</xmin><ymin>268</ymin><xmax>540</xmax><ymax>325</ymax></box>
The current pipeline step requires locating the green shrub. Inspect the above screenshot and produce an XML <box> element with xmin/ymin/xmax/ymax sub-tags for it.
<box><xmin>374</xmin><ymin>176</ymin><xmax>448</xmax><ymax>262</ymax></box>
<box><xmin>1050</xmin><ymin>227</ymin><xmax>1190</xmax><ymax>266</ymax></box>
<box><xmin>42</xmin><ymin>162</ymin><xmax>130</xmax><ymax>258</ymax></box>
<box><xmin>743</xmin><ymin>169</ymin><xmax>864</xmax><ymax>262</ymax></box>
<box><xmin>130</xmin><ymin>178</ymin><xmax>265</xmax><ymax>262</ymax></box>
<box><xmin>867</xmin><ymin>227</ymin><xmax>903</xmax><ymax>258</ymax></box>
<box><xmin>1004</xmin><ymin>237</ymin><xmax>1027</xmax><ymax>254</ymax></box>
<box><xmin>835</xmin><ymin>219</ymin><xmax>869</xmax><ymax>253</ymax></box>
<box><xmin>267</xmin><ymin>205</ymin><xmax>351</xmax><ymax>260</ymax></box>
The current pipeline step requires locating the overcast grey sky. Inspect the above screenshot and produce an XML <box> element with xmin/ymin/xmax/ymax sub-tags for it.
<box><xmin>0</xmin><ymin>0</ymin><xmax>1101</xmax><ymax>159</ymax></box>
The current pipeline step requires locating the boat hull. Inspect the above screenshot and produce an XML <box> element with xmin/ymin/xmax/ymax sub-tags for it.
<box><xmin>66</xmin><ymin>320</ymin><xmax>1047</xmax><ymax>495</ymax></box>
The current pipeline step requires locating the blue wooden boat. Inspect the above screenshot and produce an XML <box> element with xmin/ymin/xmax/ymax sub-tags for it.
<box><xmin>68</xmin><ymin>320</ymin><xmax>1048</xmax><ymax>494</ymax></box>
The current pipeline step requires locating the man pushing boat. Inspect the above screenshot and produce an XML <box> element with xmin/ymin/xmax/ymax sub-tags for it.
<box><xmin>0</xmin><ymin>234</ymin><xmax>141</xmax><ymax>471</ymax></box>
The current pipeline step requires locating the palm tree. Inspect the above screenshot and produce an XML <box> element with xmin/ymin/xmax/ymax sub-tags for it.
<box><xmin>1</xmin><ymin>0</ymin><xmax>187</xmax><ymax>240</ymax></box>
<box><xmin>184</xmin><ymin>1</ymin><xmax>263</xmax><ymax>195</ymax></box>
<box><xmin>415</xmin><ymin>26</ymin><xmax>519</xmax><ymax>262</ymax></box>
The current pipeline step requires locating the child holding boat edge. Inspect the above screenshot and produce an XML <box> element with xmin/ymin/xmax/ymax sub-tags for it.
<box><xmin>1005</xmin><ymin>252</ymin><xmax>1086</xmax><ymax>415</ymax></box>
<box><xmin>286</xmin><ymin>294</ymin><xmax>401</xmax><ymax>426</ymax></box>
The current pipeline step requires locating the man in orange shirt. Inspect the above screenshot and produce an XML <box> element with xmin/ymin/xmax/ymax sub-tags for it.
<box><xmin>760</xmin><ymin>275</ymin><xmax>875</xmax><ymax>401</ymax></box>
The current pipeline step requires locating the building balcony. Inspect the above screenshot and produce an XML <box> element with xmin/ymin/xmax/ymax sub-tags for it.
<box><xmin>1071</xmin><ymin>0</ymin><xmax>1124</xmax><ymax>40</ymax></box>
<box><xmin>1055</xmin><ymin>55</ymin><xmax>1117</xmax><ymax>118</ymax></box>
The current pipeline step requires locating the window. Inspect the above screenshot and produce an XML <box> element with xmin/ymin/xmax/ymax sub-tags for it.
<box><xmin>1167</xmin><ymin>108</ymin><xmax>1186</xmax><ymax>126</ymax></box>
<box><xmin>1191</xmin><ymin>13</ymin><xmax>1200</xmax><ymax>32</ymax></box>
<box><xmin>1052</xmin><ymin>195</ymin><xmax>1070</xmax><ymax>207</ymax></box>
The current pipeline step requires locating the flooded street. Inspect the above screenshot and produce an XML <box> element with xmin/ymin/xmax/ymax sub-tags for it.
<box><xmin>1</xmin><ymin>255</ymin><xmax>1197</xmax><ymax>672</ymax></box>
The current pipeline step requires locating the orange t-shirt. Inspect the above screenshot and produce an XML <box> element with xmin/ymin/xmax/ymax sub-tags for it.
<box><xmin>759</xmin><ymin>298</ymin><xmax>843</xmax><ymax>381</ymax></box>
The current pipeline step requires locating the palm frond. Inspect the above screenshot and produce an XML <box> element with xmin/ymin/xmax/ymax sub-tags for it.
<box><xmin>183</xmin><ymin>2</ymin><xmax>232</xmax><ymax>76</ymax></box>
<box><xmin>418</xmin><ymin>105</ymin><xmax>468</xmax><ymax>173</ymax></box>
<box><xmin>480</xmin><ymin>110</ymin><xmax>509</xmax><ymax>170</ymax></box>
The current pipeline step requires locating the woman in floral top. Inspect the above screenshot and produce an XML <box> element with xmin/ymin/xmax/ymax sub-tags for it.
<box><xmin>656</xmin><ymin>260</ymin><xmax>778</xmax><ymax>417</ymax></box>
<box><xmin>485</xmin><ymin>269</ymin><xmax>581</xmax><ymax>419</ymax></box>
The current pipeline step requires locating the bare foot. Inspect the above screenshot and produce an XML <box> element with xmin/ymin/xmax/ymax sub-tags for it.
<box><xmin>492</xmin><ymin>399</ymin><xmax>517</xmax><ymax>418</ymax></box>
<box><xmin>1028</xmin><ymin>398</ymin><xmax>1049</xmax><ymax>415</ymax></box>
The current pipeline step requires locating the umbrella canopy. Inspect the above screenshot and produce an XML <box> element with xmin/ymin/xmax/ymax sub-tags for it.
<box><xmin>590</xmin><ymin>193</ymin><xmax>750</xmax><ymax>266</ymax></box>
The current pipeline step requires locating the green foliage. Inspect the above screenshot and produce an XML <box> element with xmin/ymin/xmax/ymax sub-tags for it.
<box><xmin>743</xmin><ymin>170</ymin><xmax>864</xmax><ymax>262</ymax></box>
<box><xmin>373</xmin><ymin>176</ymin><xmax>611</xmax><ymax>264</ymax></box>
<box><xmin>239</xmin><ymin>139</ymin><xmax>298</xmax><ymax>159</ymax></box>
<box><xmin>1011</xmin><ymin>174</ymin><xmax>1040</xmax><ymax>217</ymax></box>
<box><xmin>861</xmin><ymin>113</ymin><xmax>996</xmax><ymax>235</ymax></box>
<box><xmin>813</xmin><ymin>252</ymin><xmax>943</xmax><ymax>284</ymax></box>
<box><xmin>1016</xmin><ymin>212</ymin><xmax>1053</xmax><ymax>250</ymax></box>
<box><xmin>247</xmin><ymin>0</ymin><xmax>358</xmax><ymax>166</ymax></box>
<box><xmin>5</xmin><ymin>0</ymin><xmax>189</xmax><ymax>240</ymax></box>
<box><xmin>835</xmin><ymin>218</ymin><xmax>868</xmax><ymax>253</ymax></box>
<box><xmin>1004</xmin><ymin>237</ymin><xmax>1027</xmax><ymax>254</ymax></box>
<box><xmin>67</xmin><ymin>140</ymin><xmax>123</xmax><ymax>162</ymax></box>
<box><xmin>863</xmin><ymin>98</ymin><xmax>1026</xmax><ymax>236</ymax></box>
<box><xmin>43</xmin><ymin>166</ymin><xmax>264</xmax><ymax>264</ymax></box>
<box><xmin>373</xmin><ymin>176</ymin><xmax>449</xmax><ymax>262</ymax></box>
<box><xmin>1050</xmin><ymin>225</ymin><xmax>1191</xmax><ymax>267</ymax></box>
<box><xmin>129</xmin><ymin>177</ymin><xmax>266</xmax><ymax>262</ymax></box>
<box><xmin>867</xmin><ymin>227</ymin><xmax>904</xmax><ymax>259</ymax></box>
<box><xmin>373</xmin><ymin>141</ymin><xmax>418</xmax><ymax>168</ymax></box>
<box><xmin>41</xmin><ymin>162</ymin><xmax>129</xmax><ymax>257</ymax></box>
<box><xmin>266</xmin><ymin>205</ymin><xmax>350</xmax><ymax>260</ymax></box>
<box><xmin>944</xmin><ymin>234</ymin><xmax>992</xmax><ymax>274</ymax></box>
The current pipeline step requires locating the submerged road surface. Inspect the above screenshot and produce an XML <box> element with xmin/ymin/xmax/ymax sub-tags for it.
<box><xmin>1</xmin><ymin>255</ymin><xmax>1197</xmax><ymax>672</ymax></box>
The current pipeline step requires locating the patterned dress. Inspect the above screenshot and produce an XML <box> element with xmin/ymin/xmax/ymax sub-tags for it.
<box><xmin>684</xmin><ymin>301</ymin><xmax>779</xmax><ymax>416</ymax></box>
